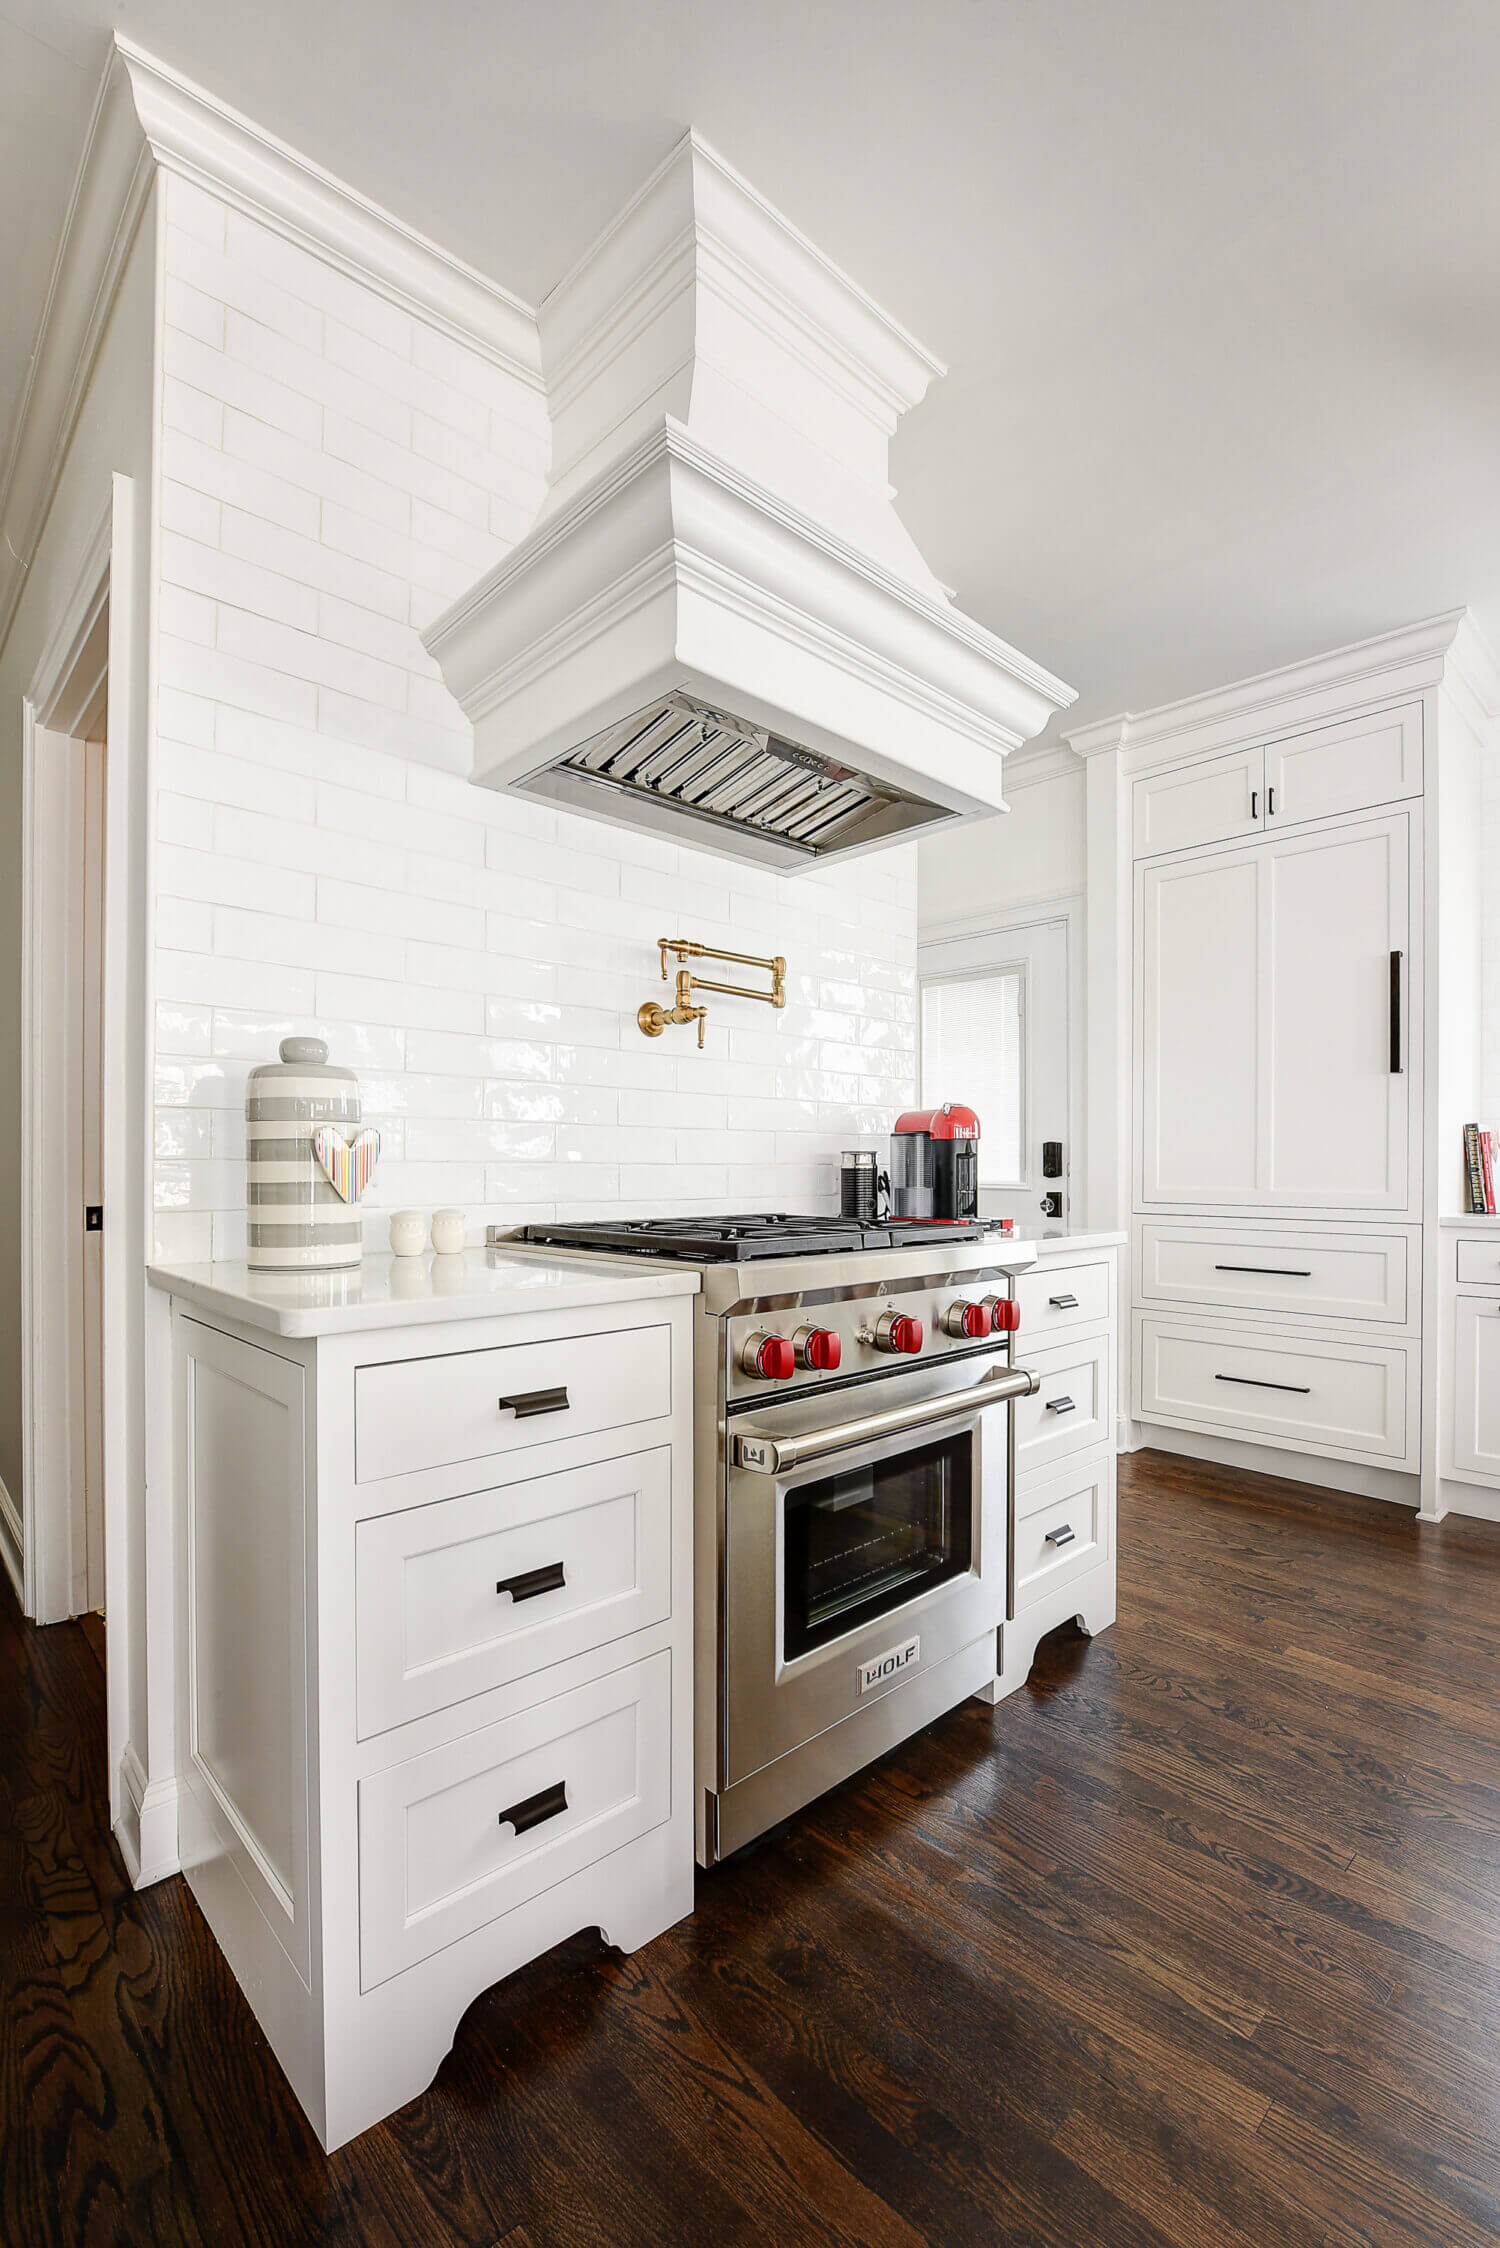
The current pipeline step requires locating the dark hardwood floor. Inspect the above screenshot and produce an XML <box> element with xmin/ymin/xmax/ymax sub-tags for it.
<box><xmin>5</xmin><ymin>1452</ymin><xmax>1500</xmax><ymax>2247</ymax></box>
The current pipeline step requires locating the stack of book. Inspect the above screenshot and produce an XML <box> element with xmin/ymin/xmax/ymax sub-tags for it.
<box><xmin>1464</xmin><ymin>1124</ymin><xmax>1498</xmax><ymax>1214</ymax></box>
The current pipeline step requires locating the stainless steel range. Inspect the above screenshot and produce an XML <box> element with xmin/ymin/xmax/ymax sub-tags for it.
<box><xmin>505</xmin><ymin>1215</ymin><xmax>1040</xmax><ymax>1865</ymax></box>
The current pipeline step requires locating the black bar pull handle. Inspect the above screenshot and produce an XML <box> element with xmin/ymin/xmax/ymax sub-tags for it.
<box><xmin>1390</xmin><ymin>951</ymin><xmax>1404</xmax><ymax>1075</ymax></box>
<box><xmin>496</xmin><ymin>1561</ymin><xmax>567</xmax><ymax>1603</ymax></box>
<box><xmin>1045</xmin><ymin>1395</ymin><xmax>1077</xmax><ymax>1415</ymax></box>
<box><xmin>498</xmin><ymin>1780</ymin><xmax>568</xmax><ymax>1836</ymax></box>
<box><xmin>1214</xmin><ymin>1263</ymin><xmax>1313</xmax><ymax>1278</ymax></box>
<box><xmin>498</xmin><ymin>1385</ymin><xmax>570</xmax><ymax>1420</ymax></box>
<box><xmin>1215</xmin><ymin>1373</ymin><xmax>1312</xmax><ymax>1396</ymax></box>
<box><xmin>1251</xmin><ymin>788</ymin><xmax>1260</xmax><ymax>821</ymax></box>
<box><xmin>1267</xmin><ymin>784</ymin><xmax>1277</xmax><ymax>817</ymax></box>
<box><xmin>1049</xmin><ymin>1293</ymin><xmax>1079</xmax><ymax>1310</ymax></box>
<box><xmin>1044</xmin><ymin>1524</ymin><xmax>1076</xmax><ymax>1548</ymax></box>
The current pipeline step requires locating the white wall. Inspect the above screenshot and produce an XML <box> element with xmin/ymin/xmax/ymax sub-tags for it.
<box><xmin>149</xmin><ymin>174</ymin><xmax>917</xmax><ymax>1262</ymax></box>
<box><xmin>0</xmin><ymin>202</ymin><xmax>157</xmax><ymax>1568</ymax></box>
<box><xmin>916</xmin><ymin>764</ymin><xmax>1084</xmax><ymax>934</ymax></box>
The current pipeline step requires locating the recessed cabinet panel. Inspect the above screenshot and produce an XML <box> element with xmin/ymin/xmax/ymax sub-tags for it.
<box><xmin>1133</xmin><ymin>747</ymin><xmax>1264</xmax><ymax>858</ymax></box>
<box><xmin>1266</xmin><ymin>818</ymin><xmax>1410</xmax><ymax>1209</ymax></box>
<box><xmin>1135</xmin><ymin>1223</ymin><xmax>1411</xmax><ymax>1324</ymax></box>
<box><xmin>1452</xmin><ymin>1298</ymin><xmax>1500</xmax><ymax>1478</ymax></box>
<box><xmin>1134</xmin><ymin>1314</ymin><xmax>1412</xmax><ymax>1464</ymax></box>
<box><xmin>1140</xmin><ymin>849</ymin><xmax>1263</xmax><ymax>1203</ymax></box>
<box><xmin>355</xmin><ymin>1323</ymin><xmax>672</xmax><ymax>1485</ymax></box>
<box><xmin>1264</xmin><ymin>704</ymin><xmax>1421</xmax><ymax>829</ymax></box>
<box><xmin>355</xmin><ymin>1448</ymin><xmax>673</xmax><ymax>1736</ymax></box>
<box><xmin>1455</xmin><ymin>1237</ymin><xmax>1500</xmax><ymax>1291</ymax></box>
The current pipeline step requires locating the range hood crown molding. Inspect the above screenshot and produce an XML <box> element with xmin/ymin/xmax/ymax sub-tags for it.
<box><xmin>423</xmin><ymin>130</ymin><xmax>1075</xmax><ymax>869</ymax></box>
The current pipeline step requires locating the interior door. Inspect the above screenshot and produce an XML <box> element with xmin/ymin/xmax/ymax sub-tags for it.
<box><xmin>1264</xmin><ymin>812</ymin><xmax>1412</xmax><ymax>1209</ymax></box>
<box><xmin>918</xmin><ymin>917</ymin><xmax>1071</xmax><ymax>1229</ymax></box>
<box><xmin>1138</xmin><ymin>844</ymin><xmax>1264</xmax><ymax>1205</ymax></box>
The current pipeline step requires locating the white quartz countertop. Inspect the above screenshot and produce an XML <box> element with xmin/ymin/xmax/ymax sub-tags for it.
<box><xmin>1024</xmin><ymin>1228</ymin><xmax>1127</xmax><ymax>1253</ymax></box>
<box><xmin>146</xmin><ymin>1248</ymin><xmax>700</xmax><ymax>1338</ymax></box>
<box><xmin>1439</xmin><ymin>1214</ymin><xmax>1500</xmax><ymax>1229</ymax></box>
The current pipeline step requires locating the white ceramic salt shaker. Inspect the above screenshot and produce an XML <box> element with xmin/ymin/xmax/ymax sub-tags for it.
<box><xmin>430</xmin><ymin>1208</ymin><xmax>466</xmax><ymax>1256</ymax></box>
<box><xmin>388</xmin><ymin>1209</ymin><xmax>426</xmax><ymax>1259</ymax></box>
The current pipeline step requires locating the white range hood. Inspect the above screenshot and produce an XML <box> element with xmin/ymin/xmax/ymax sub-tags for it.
<box><xmin>423</xmin><ymin>133</ymin><xmax>1075</xmax><ymax>870</ymax></box>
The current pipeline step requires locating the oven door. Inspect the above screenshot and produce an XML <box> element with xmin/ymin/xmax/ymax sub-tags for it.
<box><xmin>723</xmin><ymin>1370</ymin><xmax>1012</xmax><ymax>1788</ymax></box>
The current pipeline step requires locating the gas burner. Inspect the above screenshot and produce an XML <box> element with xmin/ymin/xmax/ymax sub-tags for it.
<box><xmin>514</xmin><ymin>1213</ymin><xmax>1013</xmax><ymax>1264</ymax></box>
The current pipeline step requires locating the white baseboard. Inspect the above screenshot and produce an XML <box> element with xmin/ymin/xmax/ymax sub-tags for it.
<box><xmin>1134</xmin><ymin>1422</ymin><xmax>1420</xmax><ymax>1509</ymax></box>
<box><xmin>118</xmin><ymin>1742</ymin><xmax>181</xmax><ymax>1888</ymax></box>
<box><xmin>0</xmin><ymin>1474</ymin><xmax>22</xmax><ymax>1605</ymax></box>
<box><xmin>1435</xmin><ymin>1475</ymin><xmax>1500</xmax><ymax>1526</ymax></box>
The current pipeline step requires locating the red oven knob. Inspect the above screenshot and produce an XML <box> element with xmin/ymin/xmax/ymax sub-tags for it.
<box><xmin>942</xmin><ymin>1299</ymin><xmax>992</xmax><ymax>1340</ymax></box>
<box><xmin>742</xmin><ymin>1330</ymin><xmax>796</xmax><ymax>1380</ymax></box>
<box><xmin>870</xmin><ymin>1311</ymin><xmax>923</xmax><ymax>1355</ymax></box>
<box><xmin>981</xmin><ymin>1294</ymin><xmax>1021</xmax><ymax>1333</ymax></box>
<box><xmin>793</xmin><ymin>1325</ymin><xmax>842</xmax><ymax>1372</ymax></box>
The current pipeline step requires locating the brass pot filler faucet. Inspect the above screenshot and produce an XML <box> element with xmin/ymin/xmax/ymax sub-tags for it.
<box><xmin>638</xmin><ymin>937</ymin><xmax>787</xmax><ymax>1048</ymax></box>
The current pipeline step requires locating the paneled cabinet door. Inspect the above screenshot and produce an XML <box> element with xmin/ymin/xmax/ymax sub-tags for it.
<box><xmin>1452</xmin><ymin>1297</ymin><xmax>1500</xmax><ymax>1479</ymax></box>
<box><xmin>1139</xmin><ymin>843</ymin><xmax>1265</xmax><ymax>1204</ymax></box>
<box><xmin>1133</xmin><ymin>746</ymin><xmax>1265</xmax><ymax>858</ymax></box>
<box><xmin>1139</xmin><ymin>811</ymin><xmax>1414</xmax><ymax>1211</ymax></box>
<box><xmin>1263</xmin><ymin>704</ymin><xmax>1422</xmax><ymax>830</ymax></box>
<box><xmin>1263</xmin><ymin>813</ymin><xmax>1411</xmax><ymax>1209</ymax></box>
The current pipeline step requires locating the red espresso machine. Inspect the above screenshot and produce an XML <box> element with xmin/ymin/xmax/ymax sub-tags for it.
<box><xmin>890</xmin><ymin>1104</ymin><xmax>981</xmax><ymax>1220</ymax></box>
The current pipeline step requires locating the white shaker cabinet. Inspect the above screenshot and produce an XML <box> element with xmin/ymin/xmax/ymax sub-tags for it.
<box><xmin>1452</xmin><ymin>1295</ymin><xmax>1500</xmax><ymax>1481</ymax></box>
<box><xmin>1138</xmin><ymin>809</ymin><xmax>1415</xmax><ymax>1214</ymax></box>
<box><xmin>150</xmin><ymin>1253</ymin><xmax>700</xmax><ymax>2152</ymax></box>
<box><xmin>1132</xmin><ymin>745</ymin><xmax>1265</xmax><ymax>857</ymax></box>
<box><xmin>1262</xmin><ymin>702</ymin><xmax>1422</xmax><ymax>830</ymax></box>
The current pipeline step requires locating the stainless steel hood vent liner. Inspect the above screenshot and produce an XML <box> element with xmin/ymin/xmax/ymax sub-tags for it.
<box><xmin>542</xmin><ymin>691</ymin><xmax>949</xmax><ymax>860</ymax></box>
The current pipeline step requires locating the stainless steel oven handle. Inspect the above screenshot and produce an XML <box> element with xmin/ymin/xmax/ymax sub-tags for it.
<box><xmin>734</xmin><ymin>1364</ymin><xmax>1041</xmax><ymax>1475</ymax></box>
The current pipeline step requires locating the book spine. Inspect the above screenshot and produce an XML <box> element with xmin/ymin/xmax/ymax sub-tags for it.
<box><xmin>1484</xmin><ymin>1131</ymin><xmax>1497</xmax><ymax>1217</ymax></box>
<box><xmin>1465</xmin><ymin>1124</ymin><xmax>1486</xmax><ymax>1215</ymax></box>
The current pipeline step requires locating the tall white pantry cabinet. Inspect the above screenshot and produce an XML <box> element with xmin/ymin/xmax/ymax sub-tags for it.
<box><xmin>1072</xmin><ymin>614</ymin><xmax>1500</xmax><ymax>1521</ymax></box>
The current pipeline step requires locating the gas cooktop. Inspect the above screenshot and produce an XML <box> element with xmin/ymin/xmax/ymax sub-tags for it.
<box><xmin>514</xmin><ymin>1214</ymin><xmax>1014</xmax><ymax>1264</ymax></box>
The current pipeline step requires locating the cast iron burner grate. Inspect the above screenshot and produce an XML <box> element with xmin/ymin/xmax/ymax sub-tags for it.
<box><xmin>514</xmin><ymin>1214</ymin><xmax>1011</xmax><ymax>1263</ymax></box>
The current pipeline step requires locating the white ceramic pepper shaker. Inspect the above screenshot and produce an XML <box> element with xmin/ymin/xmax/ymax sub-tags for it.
<box><xmin>430</xmin><ymin>1209</ymin><xmax>466</xmax><ymax>1256</ymax></box>
<box><xmin>388</xmin><ymin>1210</ymin><xmax>426</xmax><ymax>1258</ymax></box>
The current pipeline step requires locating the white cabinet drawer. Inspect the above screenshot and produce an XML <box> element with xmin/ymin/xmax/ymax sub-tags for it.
<box><xmin>355</xmin><ymin>1323</ymin><xmax>672</xmax><ymax>1485</ymax></box>
<box><xmin>1136</xmin><ymin>1224</ymin><xmax>1411</xmax><ymax>1325</ymax></box>
<box><xmin>1133</xmin><ymin>747</ymin><xmax>1263</xmax><ymax>858</ymax></box>
<box><xmin>358</xmin><ymin>1651</ymin><xmax>671</xmax><ymax>1990</ymax></box>
<box><xmin>1014</xmin><ymin>1332</ymin><xmax>1110</xmax><ymax>1480</ymax></box>
<box><xmin>355</xmin><ymin>1448</ymin><xmax>673</xmax><ymax>1737</ymax></box>
<box><xmin>1452</xmin><ymin>1298</ymin><xmax>1500</xmax><ymax>1477</ymax></box>
<box><xmin>1015</xmin><ymin>1459</ymin><xmax>1108</xmax><ymax>1609</ymax></box>
<box><xmin>1455</xmin><ymin>1236</ymin><xmax>1500</xmax><ymax>1291</ymax></box>
<box><xmin>1015</xmin><ymin>1259</ymin><xmax>1112</xmax><ymax>1341</ymax></box>
<box><xmin>1134</xmin><ymin>1314</ymin><xmax>1412</xmax><ymax>1464</ymax></box>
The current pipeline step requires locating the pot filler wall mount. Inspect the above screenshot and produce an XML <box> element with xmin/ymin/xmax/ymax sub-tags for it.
<box><xmin>423</xmin><ymin>132</ymin><xmax>1076</xmax><ymax>869</ymax></box>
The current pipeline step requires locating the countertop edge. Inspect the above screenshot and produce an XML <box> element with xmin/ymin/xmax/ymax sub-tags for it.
<box><xmin>146</xmin><ymin>1256</ymin><xmax>702</xmax><ymax>1338</ymax></box>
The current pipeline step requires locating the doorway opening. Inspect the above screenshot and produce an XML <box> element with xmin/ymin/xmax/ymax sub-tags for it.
<box><xmin>917</xmin><ymin>905</ymin><xmax>1082</xmax><ymax>1232</ymax></box>
<box><xmin>21</xmin><ymin>523</ymin><xmax>111</xmax><ymax>1645</ymax></box>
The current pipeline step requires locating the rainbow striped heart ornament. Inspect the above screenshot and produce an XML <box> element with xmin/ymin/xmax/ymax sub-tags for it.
<box><xmin>313</xmin><ymin>1124</ymin><xmax>381</xmax><ymax>1204</ymax></box>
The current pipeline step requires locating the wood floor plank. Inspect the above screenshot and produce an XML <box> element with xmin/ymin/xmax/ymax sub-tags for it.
<box><xmin>3</xmin><ymin>1455</ymin><xmax>1500</xmax><ymax>2247</ymax></box>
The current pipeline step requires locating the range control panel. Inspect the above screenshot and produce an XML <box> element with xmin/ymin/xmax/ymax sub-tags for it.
<box><xmin>725</xmin><ymin>1283</ymin><xmax>1020</xmax><ymax>1403</ymax></box>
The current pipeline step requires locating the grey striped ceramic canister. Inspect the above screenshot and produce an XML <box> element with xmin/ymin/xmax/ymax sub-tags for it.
<box><xmin>245</xmin><ymin>1035</ymin><xmax>365</xmax><ymax>1271</ymax></box>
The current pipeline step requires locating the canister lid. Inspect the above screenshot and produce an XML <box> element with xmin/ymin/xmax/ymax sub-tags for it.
<box><xmin>280</xmin><ymin>1035</ymin><xmax>328</xmax><ymax>1064</ymax></box>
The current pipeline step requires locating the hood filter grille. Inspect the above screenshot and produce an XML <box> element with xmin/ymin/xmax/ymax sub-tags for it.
<box><xmin>554</xmin><ymin>693</ymin><xmax>946</xmax><ymax>858</ymax></box>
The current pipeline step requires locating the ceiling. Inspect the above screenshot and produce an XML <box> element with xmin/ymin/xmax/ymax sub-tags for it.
<box><xmin>7</xmin><ymin>0</ymin><xmax>1500</xmax><ymax>737</ymax></box>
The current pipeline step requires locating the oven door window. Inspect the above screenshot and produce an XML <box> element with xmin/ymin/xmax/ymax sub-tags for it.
<box><xmin>782</xmin><ymin>1431</ymin><xmax>974</xmax><ymax>1662</ymax></box>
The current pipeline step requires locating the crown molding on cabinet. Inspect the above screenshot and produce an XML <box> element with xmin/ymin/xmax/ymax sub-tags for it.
<box><xmin>0</xmin><ymin>35</ymin><xmax>544</xmax><ymax>660</ymax></box>
<box><xmin>998</xmin><ymin>739</ymin><xmax>1086</xmax><ymax>791</ymax></box>
<box><xmin>1064</xmin><ymin>610</ymin><xmax>1500</xmax><ymax>775</ymax></box>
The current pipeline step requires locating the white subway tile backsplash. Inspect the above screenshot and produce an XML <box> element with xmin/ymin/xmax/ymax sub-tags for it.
<box><xmin>149</xmin><ymin>189</ymin><xmax>916</xmax><ymax>1256</ymax></box>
